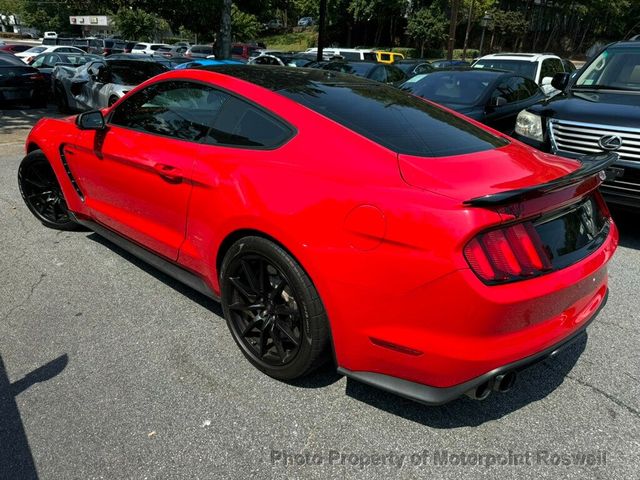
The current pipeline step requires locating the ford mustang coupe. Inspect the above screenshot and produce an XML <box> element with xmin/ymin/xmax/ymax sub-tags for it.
<box><xmin>18</xmin><ymin>66</ymin><xmax>618</xmax><ymax>404</ymax></box>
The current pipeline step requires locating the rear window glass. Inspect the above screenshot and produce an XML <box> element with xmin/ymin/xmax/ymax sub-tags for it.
<box><xmin>278</xmin><ymin>82</ymin><xmax>507</xmax><ymax>157</ymax></box>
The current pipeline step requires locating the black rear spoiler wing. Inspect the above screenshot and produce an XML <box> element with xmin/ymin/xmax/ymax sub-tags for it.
<box><xmin>464</xmin><ymin>152</ymin><xmax>618</xmax><ymax>207</ymax></box>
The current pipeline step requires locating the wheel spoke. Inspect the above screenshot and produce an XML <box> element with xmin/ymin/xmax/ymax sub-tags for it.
<box><xmin>240</xmin><ymin>259</ymin><xmax>258</xmax><ymax>293</ymax></box>
<box><xmin>258</xmin><ymin>328</ymin><xmax>269</xmax><ymax>357</ymax></box>
<box><xmin>241</xmin><ymin>318</ymin><xmax>261</xmax><ymax>337</ymax></box>
<box><xmin>272</xmin><ymin>330</ymin><xmax>287</xmax><ymax>362</ymax></box>
<box><xmin>229</xmin><ymin>301</ymin><xmax>265</xmax><ymax>312</ymax></box>
<box><xmin>229</xmin><ymin>276</ymin><xmax>256</xmax><ymax>302</ymax></box>
<box><xmin>276</xmin><ymin>322</ymin><xmax>300</xmax><ymax>346</ymax></box>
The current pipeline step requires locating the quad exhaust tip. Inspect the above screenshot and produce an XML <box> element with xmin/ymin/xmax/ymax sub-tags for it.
<box><xmin>465</xmin><ymin>371</ymin><xmax>517</xmax><ymax>400</ymax></box>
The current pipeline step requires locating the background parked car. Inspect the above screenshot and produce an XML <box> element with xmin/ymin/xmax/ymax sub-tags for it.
<box><xmin>156</xmin><ymin>45</ymin><xmax>189</xmax><ymax>58</ymax></box>
<box><xmin>513</xmin><ymin>40</ymin><xmax>640</xmax><ymax>210</ymax></box>
<box><xmin>472</xmin><ymin>53</ymin><xmax>566</xmax><ymax>96</ymax></box>
<box><xmin>131</xmin><ymin>43</ymin><xmax>171</xmax><ymax>55</ymax></box>
<box><xmin>231</xmin><ymin>43</ymin><xmax>263</xmax><ymax>61</ymax></box>
<box><xmin>321</xmin><ymin>61</ymin><xmax>408</xmax><ymax>85</ymax></box>
<box><xmin>0</xmin><ymin>56</ymin><xmax>47</xmax><ymax>108</ymax></box>
<box><xmin>0</xmin><ymin>44</ymin><xmax>32</xmax><ymax>54</ymax></box>
<box><xmin>185</xmin><ymin>44</ymin><xmax>215</xmax><ymax>59</ymax></box>
<box><xmin>297</xmin><ymin>17</ymin><xmax>315</xmax><ymax>27</ymax></box>
<box><xmin>29</xmin><ymin>52</ymin><xmax>101</xmax><ymax>91</ymax></box>
<box><xmin>174</xmin><ymin>59</ymin><xmax>243</xmax><ymax>69</ymax></box>
<box><xmin>304</xmin><ymin>47</ymin><xmax>376</xmax><ymax>61</ymax></box>
<box><xmin>86</xmin><ymin>38</ymin><xmax>127</xmax><ymax>56</ymax></box>
<box><xmin>53</xmin><ymin>59</ymin><xmax>168</xmax><ymax>112</ymax></box>
<box><xmin>396</xmin><ymin>59</ymin><xmax>434</xmax><ymax>77</ymax></box>
<box><xmin>16</xmin><ymin>45</ymin><xmax>85</xmax><ymax>64</ymax></box>
<box><xmin>248</xmin><ymin>53</ymin><xmax>314</xmax><ymax>67</ymax></box>
<box><xmin>401</xmin><ymin>68</ymin><xmax>545</xmax><ymax>134</ymax></box>
<box><xmin>431</xmin><ymin>59</ymin><xmax>471</xmax><ymax>68</ymax></box>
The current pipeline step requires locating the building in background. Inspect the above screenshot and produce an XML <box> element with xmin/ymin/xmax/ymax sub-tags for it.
<box><xmin>69</xmin><ymin>15</ymin><xmax>114</xmax><ymax>37</ymax></box>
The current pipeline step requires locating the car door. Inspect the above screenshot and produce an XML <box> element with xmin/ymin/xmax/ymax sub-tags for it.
<box><xmin>63</xmin><ymin>80</ymin><xmax>226</xmax><ymax>260</ymax></box>
<box><xmin>484</xmin><ymin>76</ymin><xmax>539</xmax><ymax>134</ymax></box>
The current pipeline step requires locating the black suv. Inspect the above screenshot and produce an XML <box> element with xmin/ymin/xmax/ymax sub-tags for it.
<box><xmin>514</xmin><ymin>41</ymin><xmax>640</xmax><ymax>209</ymax></box>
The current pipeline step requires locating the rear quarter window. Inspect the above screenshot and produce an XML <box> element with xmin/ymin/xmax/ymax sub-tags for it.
<box><xmin>279</xmin><ymin>82</ymin><xmax>507</xmax><ymax>157</ymax></box>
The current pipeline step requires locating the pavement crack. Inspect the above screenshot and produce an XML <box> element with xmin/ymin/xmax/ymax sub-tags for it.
<box><xmin>554</xmin><ymin>367</ymin><xmax>640</xmax><ymax>419</ymax></box>
<box><xmin>1</xmin><ymin>272</ymin><xmax>47</xmax><ymax>322</ymax></box>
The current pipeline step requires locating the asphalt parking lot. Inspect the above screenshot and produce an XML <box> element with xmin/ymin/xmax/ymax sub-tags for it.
<box><xmin>0</xmin><ymin>107</ymin><xmax>639</xmax><ymax>479</ymax></box>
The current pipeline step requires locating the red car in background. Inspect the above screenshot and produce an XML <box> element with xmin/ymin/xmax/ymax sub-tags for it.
<box><xmin>18</xmin><ymin>66</ymin><xmax>618</xmax><ymax>405</ymax></box>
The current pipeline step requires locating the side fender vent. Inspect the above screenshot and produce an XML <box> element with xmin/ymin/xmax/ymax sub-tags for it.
<box><xmin>59</xmin><ymin>145</ymin><xmax>84</xmax><ymax>201</ymax></box>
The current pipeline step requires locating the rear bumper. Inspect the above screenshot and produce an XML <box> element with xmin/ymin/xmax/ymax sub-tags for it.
<box><xmin>339</xmin><ymin>289</ymin><xmax>607</xmax><ymax>405</ymax></box>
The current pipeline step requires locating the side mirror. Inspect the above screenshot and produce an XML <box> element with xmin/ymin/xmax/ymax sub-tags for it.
<box><xmin>541</xmin><ymin>76</ymin><xmax>553</xmax><ymax>86</ymax></box>
<box><xmin>76</xmin><ymin>110</ymin><xmax>105</xmax><ymax>130</ymax></box>
<box><xmin>551</xmin><ymin>72</ymin><xmax>570</xmax><ymax>91</ymax></box>
<box><xmin>490</xmin><ymin>96</ymin><xmax>508</xmax><ymax>108</ymax></box>
<box><xmin>88</xmin><ymin>64</ymin><xmax>105</xmax><ymax>79</ymax></box>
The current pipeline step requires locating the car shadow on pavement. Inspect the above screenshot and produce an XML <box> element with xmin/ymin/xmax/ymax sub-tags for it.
<box><xmin>0</xmin><ymin>106</ymin><xmax>62</xmax><ymax>135</ymax></box>
<box><xmin>0</xmin><ymin>353</ymin><xmax>68</xmax><ymax>480</ymax></box>
<box><xmin>86</xmin><ymin>233</ymin><xmax>224</xmax><ymax>316</ymax></box>
<box><xmin>344</xmin><ymin>334</ymin><xmax>587</xmax><ymax>427</ymax></box>
<box><xmin>610</xmin><ymin>207</ymin><xmax>640</xmax><ymax>250</ymax></box>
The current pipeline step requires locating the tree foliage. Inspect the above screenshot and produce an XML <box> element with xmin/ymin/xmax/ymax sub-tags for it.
<box><xmin>113</xmin><ymin>8</ymin><xmax>169</xmax><ymax>42</ymax></box>
<box><xmin>407</xmin><ymin>5</ymin><xmax>448</xmax><ymax>56</ymax></box>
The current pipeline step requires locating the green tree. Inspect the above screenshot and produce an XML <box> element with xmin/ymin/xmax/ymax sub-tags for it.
<box><xmin>407</xmin><ymin>4</ymin><xmax>448</xmax><ymax>57</ymax></box>
<box><xmin>113</xmin><ymin>8</ymin><xmax>169</xmax><ymax>42</ymax></box>
<box><xmin>232</xmin><ymin>4</ymin><xmax>261</xmax><ymax>42</ymax></box>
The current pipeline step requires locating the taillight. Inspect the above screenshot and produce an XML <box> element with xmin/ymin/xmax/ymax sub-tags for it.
<box><xmin>25</xmin><ymin>73</ymin><xmax>45</xmax><ymax>81</ymax></box>
<box><xmin>464</xmin><ymin>221</ymin><xmax>552</xmax><ymax>284</ymax></box>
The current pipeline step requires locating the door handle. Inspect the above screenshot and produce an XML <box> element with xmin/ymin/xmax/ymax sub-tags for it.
<box><xmin>153</xmin><ymin>163</ymin><xmax>183</xmax><ymax>181</ymax></box>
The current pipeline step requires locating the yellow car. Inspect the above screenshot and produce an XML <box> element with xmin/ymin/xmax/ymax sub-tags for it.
<box><xmin>375</xmin><ymin>51</ymin><xmax>405</xmax><ymax>64</ymax></box>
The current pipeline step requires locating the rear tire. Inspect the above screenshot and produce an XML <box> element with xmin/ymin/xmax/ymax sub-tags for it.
<box><xmin>220</xmin><ymin>236</ymin><xmax>330</xmax><ymax>380</ymax></box>
<box><xmin>18</xmin><ymin>150</ymin><xmax>80</xmax><ymax>231</ymax></box>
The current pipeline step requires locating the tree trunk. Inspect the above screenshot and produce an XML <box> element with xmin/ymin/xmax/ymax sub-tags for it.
<box><xmin>462</xmin><ymin>0</ymin><xmax>475</xmax><ymax>60</ymax></box>
<box><xmin>447</xmin><ymin>0</ymin><xmax>460</xmax><ymax>60</ymax></box>
<box><xmin>218</xmin><ymin>0</ymin><xmax>232</xmax><ymax>59</ymax></box>
<box><xmin>317</xmin><ymin>0</ymin><xmax>327</xmax><ymax>61</ymax></box>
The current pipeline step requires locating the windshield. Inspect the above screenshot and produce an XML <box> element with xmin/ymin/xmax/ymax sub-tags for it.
<box><xmin>26</xmin><ymin>47</ymin><xmax>47</xmax><ymax>54</ymax></box>
<box><xmin>575</xmin><ymin>46</ymin><xmax>640</xmax><ymax>90</ymax></box>
<box><xmin>473</xmin><ymin>59</ymin><xmax>537</xmax><ymax>80</ymax></box>
<box><xmin>402</xmin><ymin>71</ymin><xmax>496</xmax><ymax>105</ymax></box>
<box><xmin>107</xmin><ymin>61</ymin><xmax>167</xmax><ymax>85</ymax></box>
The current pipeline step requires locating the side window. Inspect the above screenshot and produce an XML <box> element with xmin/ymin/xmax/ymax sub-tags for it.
<box><xmin>508</xmin><ymin>77</ymin><xmax>534</xmax><ymax>101</ymax></box>
<box><xmin>523</xmin><ymin>77</ymin><xmax>542</xmax><ymax>96</ymax></box>
<box><xmin>369</xmin><ymin>66</ymin><xmax>387</xmax><ymax>83</ymax></box>
<box><xmin>385</xmin><ymin>66</ymin><xmax>406</xmax><ymax>84</ymax></box>
<box><xmin>491</xmin><ymin>79</ymin><xmax>514</xmax><ymax>103</ymax></box>
<box><xmin>540</xmin><ymin>59</ymin><xmax>563</xmax><ymax>80</ymax></box>
<box><xmin>204</xmin><ymin>97</ymin><xmax>293</xmax><ymax>148</ymax></box>
<box><xmin>110</xmin><ymin>81</ymin><xmax>230</xmax><ymax>142</ymax></box>
<box><xmin>133</xmin><ymin>44</ymin><xmax>146</xmax><ymax>50</ymax></box>
<box><xmin>31</xmin><ymin>56</ymin><xmax>45</xmax><ymax>68</ymax></box>
<box><xmin>231</xmin><ymin>46</ymin><xmax>243</xmax><ymax>56</ymax></box>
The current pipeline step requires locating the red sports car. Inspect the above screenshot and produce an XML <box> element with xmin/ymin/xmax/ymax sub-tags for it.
<box><xmin>18</xmin><ymin>66</ymin><xmax>618</xmax><ymax>404</ymax></box>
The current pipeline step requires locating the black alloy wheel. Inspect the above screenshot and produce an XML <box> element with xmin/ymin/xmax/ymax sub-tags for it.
<box><xmin>18</xmin><ymin>150</ymin><xmax>79</xmax><ymax>230</ymax></box>
<box><xmin>221</xmin><ymin>236</ymin><xmax>330</xmax><ymax>380</ymax></box>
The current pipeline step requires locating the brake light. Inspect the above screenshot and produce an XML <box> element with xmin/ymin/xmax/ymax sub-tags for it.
<box><xmin>464</xmin><ymin>221</ymin><xmax>552</xmax><ymax>283</ymax></box>
<box><xmin>25</xmin><ymin>73</ymin><xmax>45</xmax><ymax>81</ymax></box>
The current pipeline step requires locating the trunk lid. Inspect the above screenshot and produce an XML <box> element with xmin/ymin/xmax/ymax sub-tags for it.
<box><xmin>398</xmin><ymin>141</ymin><xmax>582</xmax><ymax>202</ymax></box>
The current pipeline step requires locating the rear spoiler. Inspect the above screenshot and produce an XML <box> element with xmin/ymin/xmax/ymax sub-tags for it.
<box><xmin>464</xmin><ymin>152</ymin><xmax>618</xmax><ymax>207</ymax></box>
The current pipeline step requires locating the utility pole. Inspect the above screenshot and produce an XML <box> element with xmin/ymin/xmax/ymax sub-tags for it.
<box><xmin>447</xmin><ymin>0</ymin><xmax>460</xmax><ymax>61</ymax></box>
<box><xmin>317</xmin><ymin>0</ymin><xmax>327</xmax><ymax>62</ymax></box>
<box><xmin>219</xmin><ymin>0</ymin><xmax>232</xmax><ymax>59</ymax></box>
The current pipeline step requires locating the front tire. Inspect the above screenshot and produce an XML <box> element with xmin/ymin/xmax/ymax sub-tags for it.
<box><xmin>18</xmin><ymin>150</ymin><xmax>80</xmax><ymax>231</ymax></box>
<box><xmin>220</xmin><ymin>236</ymin><xmax>330</xmax><ymax>380</ymax></box>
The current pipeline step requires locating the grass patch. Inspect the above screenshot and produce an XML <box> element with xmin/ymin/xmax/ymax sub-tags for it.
<box><xmin>259</xmin><ymin>30</ymin><xmax>317</xmax><ymax>52</ymax></box>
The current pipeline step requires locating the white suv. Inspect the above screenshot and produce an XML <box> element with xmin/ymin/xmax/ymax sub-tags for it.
<box><xmin>304</xmin><ymin>48</ymin><xmax>375</xmax><ymax>62</ymax></box>
<box><xmin>131</xmin><ymin>43</ymin><xmax>171</xmax><ymax>55</ymax></box>
<box><xmin>472</xmin><ymin>53</ymin><xmax>567</xmax><ymax>96</ymax></box>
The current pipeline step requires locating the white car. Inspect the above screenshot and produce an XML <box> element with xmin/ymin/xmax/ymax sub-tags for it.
<box><xmin>472</xmin><ymin>53</ymin><xmax>567</xmax><ymax>96</ymax></box>
<box><xmin>304</xmin><ymin>47</ymin><xmax>376</xmax><ymax>62</ymax></box>
<box><xmin>131</xmin><ymin>42</ymin><xmax>171</xmax><ymax>55</ymax></box>
<box><xmin>16</xmin><ymin>45</ymin><xmax>86</xmax><ymax>64</ymax></box>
